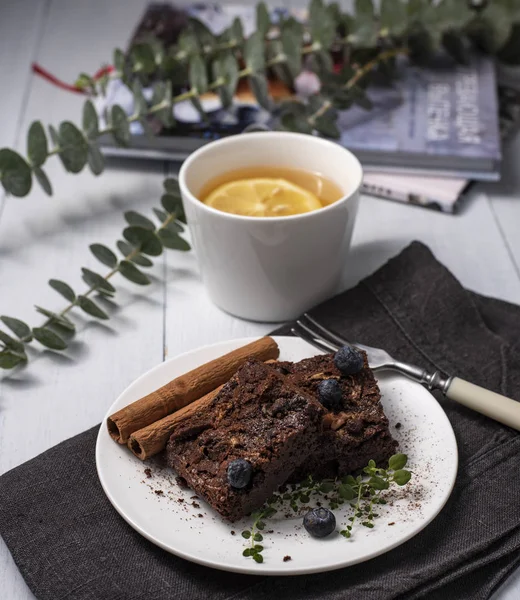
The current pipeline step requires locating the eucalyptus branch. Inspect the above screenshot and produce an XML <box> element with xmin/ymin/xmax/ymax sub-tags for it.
<box><xmin>1</xmin><ymin>0</ymin><xmax>518</xmax><ymax>199</ymax></box>
<box><xmin>0</xmin><ymin>178</ymin><xmax>188</xmax><ymax>369</ymax></box>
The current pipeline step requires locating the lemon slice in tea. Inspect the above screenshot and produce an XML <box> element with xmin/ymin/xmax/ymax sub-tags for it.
<box><xmin>203</xmin><ymin>178</ymin><xmax>322</xmax><ymax>217</ymax></box>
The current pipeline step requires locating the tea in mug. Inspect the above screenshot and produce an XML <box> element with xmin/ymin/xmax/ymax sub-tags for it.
<box><xmin>199</xmin><ymin>166</ymin><xmax>343</xmax><ymax>217</ymax></box>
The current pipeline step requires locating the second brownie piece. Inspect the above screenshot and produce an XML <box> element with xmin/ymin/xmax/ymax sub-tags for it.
<box><xmin>166</xmin><ymin>360</ymin><xmax>325</xmax><ymax>521</ymax></box>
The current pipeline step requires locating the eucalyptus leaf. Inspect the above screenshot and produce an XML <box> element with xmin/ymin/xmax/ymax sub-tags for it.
<box><xmin>119</xmin><ymin>260</ymin><xmax>151</xmax><ymax>285</ymax></box>
<box><xmin>161</xmin><ymin>193</ymin><xmax>187</xmax><ymax>223</ymax></box>
<box><xmin>189</xmin><ymin>95</ymin><xmax>208</xmax><ymax>123</ymax></box>
<box><xmin>35</xmin><ymin>307</ymin><xmax>76</xmax><ymax>332</ymax></box>
<box><xmin>153</xmin><ymin>208</ymin><xmax>184</xmax><ymax>232</ymax></box>
<box><xmin>87</xmin><ymin>143</ymin><xmax>104</xmax><ymax>176</ymax></box>
<box><xmin>231</xmin><ymin>16</ymin><xmax>244</xmax><ymax>42</ymax></box>
<box><xmin>132</xmin><ymin>79</ymin><xmax>148</xmax><ymax>115</ymax></box>
<box><xmin>139</xmin><ymin>117</ymin><xmax>155</xmax><ymax>139</ymax></box>
<box><xmin>380</xmin><ymin>0</ymin><xmax>408</xmax><ymax>36</ymax></box>
<box><xmin>0</xmin><ymin>349</ymin><xmax>27</xmax><ymax>369</ymax></box>
<box><xmin>90</xmin><ymin>243</ymin><xmax>118</xmax><ymax>268</ymax></box>
<box><xmin>498</xmin><ymin>23</ymin><xmax>520</xmax><ymax>64</ymax></box>
<box><xmin>313</xmin><ymin>114</ymin><xmax>340</xmax><ymax>138</ymax></box>
<box><xmin>0</xmin><ymin>316</ymin><xmax>32</xmax><ymax>341</ymax></box>
<box><xmin>249</xmin><ymin>73</ymin><xmax>270</xmax><ymax>110</ymax></box>
<box><xmin>111</xmin><ymin>105</ymin><xmax>131</xmax><ymax>146</ymax></box>
<box><xmin>58</xmin><ymin>122</ymin><xmax>88</xmax><ymax>173</ymax></box>
<box><xmin>49</xmin><ymin>125</ymin><xmax>60</xmax><ymax>147</ymax></box>
<box><xmin>116</xmin><ymin>240</ymin><xmax>154</xmax><ymax>267</ymax></box>
<box><xmin>355</xmin><ymin>0</ymin><xmax>374</xmax><ymax>18</ymax></box>
<box><xmin>310</xmin><ymin>2</ymin><xmax>336</xmax><ymax>48</ymax></box>
<box><xmin>158</xmin><ymin>229</ymin><xmax>191</xmax><ymax>251</ymax></box>
<box><xmin>244</xmin><ymin>31</ymin><xmax>265</xmax><ymax>73</ymax></box>
<box><xmin>406</xmin><ymin>24</ymin><xmax>435</xmax><ymax>64</ymax></box>
<box><xmin>124</xmin><ymin>210</ymin><xmax>155</xmax><ymax>230</ymax></box>
<box><xmin>178</xmin><ymin>30</ymin><xmax>200</xmax><ymax>56</ymax></box>
<box><xmin>0</xmin><ymin>149</ymin><xmax>32</xmax><ymax>197</ymax></box>
<box><xmin>130</xmin><ymin>42</ymin><xmax>156</xmax><ymax>73</ymax></box>
<box><xmin>164</xmin><ymin>178</ymin><xmax>181</xmax><ymax>195</ymax></box>
<box><xmin>33</xmin><ymin>166</ymin><xmax>52</xmax><ymax>196</ymax></box>
<box><xmin>280</xmin><ymin>111</ymin><xmax>313</xmax><ymax>134</ymax></box>
<box><xmin>27</xmin><ymin>121</ymin><xmax>48</xmax><ymax>167</ymax></box>
<box><xmin>212</xmin><ymin>52</ymin><xmax>239</xmax><ymax>109</ymax></box>
<box><xmin>0</xmin><ymin>330</ymin><xmax>25</xmax><ymax>353</ymax></box>
<box><xmin>153</xmin><ymin>208</ymin><xmax>168</xmax><ymax>223</ymax></box>
<box><xmin>189</xmin><ymin>17</ymin><xmax>216</xmax><ymax>52</ymax></box>
<box><xmin>256</xmin><ymin>2</ymin><xmax>270</xmax><ymax>37</ymax></box>
<box><xmin>78</xmin><ymin>296</ymin><xmax>109</xmax><ymax>320</ymax></box>
<box><xmin>281</xmin><ymin>28</ymin><xmax>302</xmax><ymax>77</ymax></box>
<box><xmin>442</xmin><ymin>30</ymin><xmax>470</xmax><ymax>63</ymax></box>
<box><xmin>113</xmin><ymin>48</ymin><xmax>125</xmax><ymax>73</ymax></box>
<box><xmin>350</xmin><ymin>85</ymin><xmax>373</xmax><ymax>110</ymax></box>
<box><xmin>123</xmin><ymin>226</ymin><xmax>163</xmax><ymax>256</ymax></box>
<box><xmin>33</xmin><ymin>327</ymin><xmax>67</xmax><ymax>350</ymax></box>
<box><xmin>331</xmin><ymin>89</ymin><xmax>354</xmax><ymax>110</ymax></box>
<box><xmin>189</xmin><ymin>54</ymin><xmax>208</xmax><ymax>95</ymax></box>
<box><xmin>49</xmin><ymin>279</ymin><xmax>76</xmax><ymax>302</ymax></box>
<box><xmin>468</xmin><ymin>6</ymin><xmax>512</xmax><ymax>53</ymax></box>
<box><xmin>98</xmin><ymin>72</ymin><xmax>109</xmax><ymax>96</ymax></box>
<box><xmin>81</xmin><ymin>268</ymin><xmax>116</xmax><ymax>295</ymax></box>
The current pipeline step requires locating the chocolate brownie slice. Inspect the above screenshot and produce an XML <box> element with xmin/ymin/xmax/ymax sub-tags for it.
<box><xmin>166</xmin><ymin>360</ymin><xmax>325</xmax><ymax>521</ymax></box>
<box><xmin>275</xmin><ymin>353</ymin><xmax>398</xmax><ymax>480</ymax></box>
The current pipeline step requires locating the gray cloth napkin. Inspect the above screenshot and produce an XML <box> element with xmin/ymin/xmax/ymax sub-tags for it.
<box><xmin>1</xmin><ymin>241</ymin><xmax>520</xmax><ymax>600</ymax></box>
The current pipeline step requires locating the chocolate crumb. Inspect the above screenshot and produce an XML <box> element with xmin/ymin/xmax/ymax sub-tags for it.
<box><xmin>190</xmin><ymin>495</ymin><xmax>199</xmax><ymax>500</ymax></box>
<box><xmin>267</xmin><ymin>530</ymin><xmax>274</xmax><ymax>534</ymax></box>
<box><xmin>192</xmin><ymin>502</ymin><xmax>200</xmax><ymax>508</ymax></box>
<box><xmin>283</xmin><ymin>555</ymin><xmax>292</xmax><ymax>562</ymax></box>
<box><xmin>230</xmin><ymin>531</ymin><xmax>236</xmax><ymax>535</ymax></box>
<box><xmin>176</xmin><ymin>476</ymin><xmax>189</xmax><ymax>489</ymax></box>
<box><xmin>154</xmin><ymin>490</ymin><xmax>164</xmax><ymax>496</ymax></box>
<box><xmin>197</xmin><ymin>513</ymin><xmax>203</xmax><ymax>518</ymax></box>
<box><xmin>177</xmin><ymin>498</ymin><xmax>184</xmax><ymax>503</ymax></box>
<box><xmin>144</xmin><ymin>468</ymin><xmax>152</xmax><ymax>478</ymax></box>
<box><xmin>388</xmin><ymin>522</ymin><xmax>395</xmax><ymax>526</ymax></box>
<box><xmin>395</xmin><ymin>422</ymin><xmax>402</xmax><ymax>429</ymax></box>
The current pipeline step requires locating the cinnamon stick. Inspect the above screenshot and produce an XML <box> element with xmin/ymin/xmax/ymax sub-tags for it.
<box><xmin>107</xmin><ymin>336</ymin><xmax>279</xmax><ymax>444</ymax></box>
<box><xmin>127</xmin><ymin>385</ymin><xmax>225</xmax><ymax>460</ymax></box>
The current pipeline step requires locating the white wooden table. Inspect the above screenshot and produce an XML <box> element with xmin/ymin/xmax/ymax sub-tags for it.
<box><xmin>1</xmin><ymin>1</ymin><xmax>519</xmax><ymax>598</ymax></box>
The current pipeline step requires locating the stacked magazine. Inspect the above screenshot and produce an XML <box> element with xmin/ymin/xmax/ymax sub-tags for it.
<box><xmin>97</xmin><ymin>3</ymin><xmax>520</xmax><ymax>213</ymax></box>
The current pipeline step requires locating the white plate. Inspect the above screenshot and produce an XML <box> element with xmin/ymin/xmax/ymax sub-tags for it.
<box><xmin>96</xmin><ymin>336</ymin><xmax>458</xmax><ymax>576</ymax></box>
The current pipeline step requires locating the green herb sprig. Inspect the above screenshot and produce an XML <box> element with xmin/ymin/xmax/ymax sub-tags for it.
<box><xmin>1</xmin><ymin>0</ymin><xmax>519</xmax><ymax>199</ymax></box>
<box><xmin>241</xmin><ymin>505</ymin><xmax>277</xmax><ymax>563</ymax></box>
<box><xmin>0</xmin><ymin>178</ymin><xmax>188</xmax><ymax>369</ymax></box>
<box><xmin>239</xmin><ymin>453</ymin><xmax>412</xmax><ymax>562</ymax></box>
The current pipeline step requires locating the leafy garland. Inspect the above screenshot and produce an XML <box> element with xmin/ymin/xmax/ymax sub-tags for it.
<box><xmin>0</xmin><ymin>0</ymin><xmax>519</xmax><ymax>369</ymax></box>
<box><xmin>0</xmin><ymin>178</ymin><xmax>188</xmax><ymax>369</ymax></box>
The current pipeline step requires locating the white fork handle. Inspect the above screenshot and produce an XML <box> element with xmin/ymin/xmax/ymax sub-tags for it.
<box><xmin>446</xmin><ymin>377</ymin><xmax>520</xmax><ymax>431</ymax></box>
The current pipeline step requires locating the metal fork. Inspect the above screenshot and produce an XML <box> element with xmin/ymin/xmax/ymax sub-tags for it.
<box><xmin>292</xmin><ymin>313</ymin><xmax>520</xmax><ymax>431</ymax></box>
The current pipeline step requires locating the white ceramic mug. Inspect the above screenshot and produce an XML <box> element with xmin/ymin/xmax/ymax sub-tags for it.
<box><xmin>179</xmin><ymin>131</ymin><xmax>363</xmax><ymax>322</ymax></box>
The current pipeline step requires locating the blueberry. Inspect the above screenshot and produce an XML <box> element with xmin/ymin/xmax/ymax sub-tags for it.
<box><xmin>317</xmin><ymin>379</ymin><xmax>343</xmax><ymax>410</ymax></box>
<box><xmin>303</xmin><ymin>508</ymin><xmax>336</xmax><ymax>538</ymax></box>
<box><xmin>227</xmin><ymin>459</ymin><xmax>253</xmax><ymax>489</ymax></box>
<box><xmin>334</xmin><ymin>345</ymin><xmax>363</xmax><ymax>375</ymax></box>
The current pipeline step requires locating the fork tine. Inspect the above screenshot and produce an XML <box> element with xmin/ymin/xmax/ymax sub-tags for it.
<box><xmin>294</xmin><ymin>320</ymin><xmax>341</xmax><ymax>351</ymax></box>
<box><xmin>291</xmin><ymin>326</ymin><xmax>337</xmax><ymax>354</ymax></box>
<box><xmin>301</xmin><ymin>313</ymin><xmax>350</xmax><ymax>349</ymax></box>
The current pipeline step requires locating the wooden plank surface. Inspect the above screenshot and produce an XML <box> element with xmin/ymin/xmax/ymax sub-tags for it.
<box><xmin>0</xmin><ymin>1</ymin><xmax>165</xmax><ymax>599</ymax></box>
